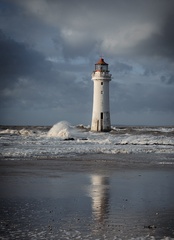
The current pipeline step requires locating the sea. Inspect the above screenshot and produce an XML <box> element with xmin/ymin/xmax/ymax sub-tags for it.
<box><xmin>0</xmin><ymin>121</ymin><xmax>174</xmax><ymax>160</ymax></box>
<box><xmin>1</xmin><ymin>121</ymin><xmax>174</xmax><ymax>240</ymax></box>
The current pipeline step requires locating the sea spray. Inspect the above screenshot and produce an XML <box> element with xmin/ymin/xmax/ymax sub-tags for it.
<box><xmin>47</xmin><ymin>121</ymin><xmax>86</xmax><ymax>139</ymax></box>
<box><xmin>0</xmin><ymin>128</ymin><xmax>36</xmax><ymax>136</ymax></box>
<box><xmin>1</xmin><ymin>125</ymin><xmax>173</xmax><ymax>158</ymax></box>
<box><xmin>47</xmin><ymin>121</ymin><xmax>72</xmax><ymax>138</ymax></box>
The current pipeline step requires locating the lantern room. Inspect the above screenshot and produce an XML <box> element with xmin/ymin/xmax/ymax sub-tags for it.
<box><xmin>95</xmin><ymin>58</ymin><xmax>108</xmax><ymax>72</ymax></box>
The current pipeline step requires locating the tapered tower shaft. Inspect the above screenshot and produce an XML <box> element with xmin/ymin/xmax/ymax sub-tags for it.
<box><xmin>91</xmin><ymin>58</ymin><xmax>112</xmax><ymax>132</ymax></box>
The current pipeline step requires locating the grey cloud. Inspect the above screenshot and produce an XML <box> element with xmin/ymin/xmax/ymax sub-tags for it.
<box><xmin>143</xmin><ymin>68</ymin><xmax>155</xmax><ymax>77</ymax></box>
<box><xmin>112</xmin><ymin>61</ymin><xmax>133</xmax><ymax>74</ymax></box>
<box><xmin>110</xmin><ymin>81</ymin><xmax>174</xmax><ymax>113</ymax></box>
<box><xmin>161</xmin><ymin>75</ymin><xmax>174</xmax><ymax>85</ymax></box>
<box><xmin>3</xmin><ymin>0</ymin><xmax>174</xmax><ymax>60</ymax></box>
<box><xmin>0</xmin><ymin>0</ymin><xmax>174</xmax><ymax>125</ymax></box>
<box><xmin>0</xmin><ymin>30</ymin><xmax>52</xmax><ymax>87</ymax></box>
<box><xmin>53</xmin><ymin>36</ymin><xmax>97</xmax><ymax>59</ymax></box>
<box><xmin>134</xmin><ymin>13</ymin><xmax>174</xmax><ymax>59</ymax></box>
<box><xmin>168</xmin><ymin>75</ymin><xmax>174</xmax><ymax>85</ymax></box>
<box><xmin>0</xmin><ymin>30</ymin><xmax>91</xmax><ymax>121</ymax></box>
<box><xmin>161</xmin><ymin>75</ymin><xmax>166</xmax><ymax>83</ymax></box>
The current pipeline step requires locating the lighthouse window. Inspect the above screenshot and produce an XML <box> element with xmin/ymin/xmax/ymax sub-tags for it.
<box><xmin>101</xmin><ymin>91</ymin><xmax>103</xmax><ymax>94</ymax></box>
<box><xmin>103</xmin><ymin>65</ymin><xmax>108</xmax><ymax>71</ymax></box>
<box><xmin>101</xmin><ymin>82</ymin><xmax>103</xmax><ymax>85</ymax></box>
<box><xmin>95</xmin><ymin>65</ymin><xmax>100</xmax><ymax>71</ymax></box>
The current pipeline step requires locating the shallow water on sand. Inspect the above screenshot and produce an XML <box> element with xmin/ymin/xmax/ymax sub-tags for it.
<box><xmin>0</xmin><ymin>165</ymin><xmax>174</xmax><ymax>239</ymax></box>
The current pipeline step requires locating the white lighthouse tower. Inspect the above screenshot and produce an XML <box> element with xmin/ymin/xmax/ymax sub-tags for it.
<box><xmin>91</xmin><ymin>58</ymin><xmax>112</xmax><ymax>132</ymax></box>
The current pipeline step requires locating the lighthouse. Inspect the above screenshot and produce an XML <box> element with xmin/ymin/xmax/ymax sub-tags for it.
<box><xmin>91</xmin><ymin>58</ymin><xmax>112</xmax><ymax>132</ymax></box>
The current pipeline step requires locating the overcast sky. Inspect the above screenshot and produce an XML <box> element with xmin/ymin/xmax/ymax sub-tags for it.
<box><xmin>0</xmin><ymin>0</ymin><xmax>174</xmax><ymax>126</ymax></box>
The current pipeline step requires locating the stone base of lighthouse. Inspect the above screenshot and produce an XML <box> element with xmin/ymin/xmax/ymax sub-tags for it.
<box><xmin>91</xmin><ymin>112</ymin><xmax>111</xmax><ymax>132</ymax></box>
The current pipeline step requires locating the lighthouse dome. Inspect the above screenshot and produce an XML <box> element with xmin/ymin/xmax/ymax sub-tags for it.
<box><xmin>95</xmin><ymin>58</ymin><xmax>109</xmax><ymax>72</ymax></box>
<box><xmin>95</xmin><ymin>58</ymin><xmax>108</xmax><ymax>65</ymax></box>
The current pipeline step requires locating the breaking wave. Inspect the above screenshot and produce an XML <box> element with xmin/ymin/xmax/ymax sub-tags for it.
<box><xmin>47</xmin><ymin>121</ymin><xmax>85</xmax><ymax>139</ymax></box>
<box><xmin>0</xmin><ymin>128</ymin><xmax>36</xmax><ymax>136</ymax></box>
<box><xmin>0</xmin><ymin>122</ymin><xmax>174</xmax><ymax>159</ymax></box>
<box><xmin>47</xmin><ymin>121</ymin><xmax>72</xmax><ymax>138</ymax></box>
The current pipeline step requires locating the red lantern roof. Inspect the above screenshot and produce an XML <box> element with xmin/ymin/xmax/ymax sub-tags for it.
<box><xmin>95</xmin><ymin>58</ymin><xmax>108</xmax><ymax>65</ymax></box>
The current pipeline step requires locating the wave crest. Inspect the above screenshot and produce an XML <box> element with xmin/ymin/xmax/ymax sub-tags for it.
<box><xmin>47</xmin><ymin>121</ymin><xmax>72</xmax><ymax>138</ymax></box>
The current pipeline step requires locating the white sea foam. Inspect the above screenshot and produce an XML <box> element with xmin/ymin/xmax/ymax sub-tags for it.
<box><xmin>0</xmin><ymin>129</ymin><xmax>20</xmax><ymax>135</ymax></box>
<box><xmin>47</xmin><ymin>121</ymin><xmax>85</xmax><ymax>139</ymax></box>
<box><xmin>0</xmin><ymin>122</ymin><xmax>174</xmax><ymax>159</ymax></box>
<box><xmin>0</xmin><ymin>128</ymin><xmax>37</xmax><ymax>136</ymax></box>
<box><xmin>47</xmin><ymin>121</ymin><xmax>72</xmax><ymax>138</ymax></box>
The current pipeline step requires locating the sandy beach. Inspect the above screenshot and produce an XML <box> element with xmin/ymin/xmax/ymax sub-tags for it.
<box><xmin>0</xmin><ymin>154</ymin><xmax>174</xmax><ymax>239</ymax></box>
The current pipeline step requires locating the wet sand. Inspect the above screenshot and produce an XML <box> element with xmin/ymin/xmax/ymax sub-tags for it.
<box><xmin>0</xmin><ymin>153</ymin><xmax>174</xmax><ymax>239</ymax></box>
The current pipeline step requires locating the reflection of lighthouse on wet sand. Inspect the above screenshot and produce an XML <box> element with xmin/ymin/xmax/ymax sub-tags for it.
<box><xmin>90</xmin><ymin>175</ymin><xmax>110</xmax><ymax>222</ymax></box>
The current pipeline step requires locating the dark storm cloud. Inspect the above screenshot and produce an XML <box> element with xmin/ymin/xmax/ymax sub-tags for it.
<box><xmin>112</xmin><ymin>61</ymin><xmax>133</xmax><ymax>74</ymax></box>
<box><xmin>0</xmin><ymin>30</ymin><xmax>90</xmax><ymax>115</ymax></box>
<box><xmin>2</xmin><ymin>0</ymin><xmax>174</xmax><ymax>60</ymax></box>
<box><xmin>161</xmin><ymin>14</ymin><xmax>174</xmax><ymax>58</ymax></box>
<box><xmin>0</xmin><ymin>0</ymin><xmax>174</xmax><ymax>125</ymax></box>
<box><xmin>134</xmin><ymin>13</ymin><xmax>174</xmax><ymax>59</ymax></box>
<box><xmin>168</xmin><ymin>75</ymin><xmax>174</xmax><ymax>85</ymax></box>
<box><xmin>161</xmin><ymin>75</ymin><xmax>174</xmax><ymax>85</ymax></box>
<box><xmin>110</xmin><ymin>81</ymin><xmax>174</xmax><ymax>113</ymax></box>
<box><xmin>54</xmin><ymin>37</ymin><xmax>97</xmax><ymax>59</ymax></box>
<box><xmin>143</xmin><ymin>68</ymin><xmax>155</xmax><ymax>77</ymax></box>
<box><xmin>0</xmin><ymin>30</ymin><xmax>52</xmax><ymax>87</ymax></box>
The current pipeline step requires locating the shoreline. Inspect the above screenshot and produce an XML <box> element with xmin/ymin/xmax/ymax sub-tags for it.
<box><xmin>1</xmin><ymin>153</ymin><xmax>174</xmax><ymax>239</ymax></box>
<box><xmin>0</xmin><ymin>153</ymin><xmax>174</xmax><ymax>176</ymax></box>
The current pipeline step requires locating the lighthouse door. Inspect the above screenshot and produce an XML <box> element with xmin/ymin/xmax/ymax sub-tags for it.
<box><xmin>101</xmin><ymin>112</ymin><xmax>103</xmax><ymax>131</ymax></box>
